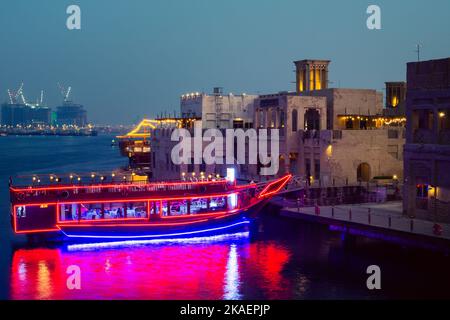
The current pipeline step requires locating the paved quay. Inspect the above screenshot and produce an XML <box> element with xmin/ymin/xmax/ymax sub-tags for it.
<box><xmin>273</xmin><ymin>199</ymin><xmax>450</xmax><ymax>241</ymax></box>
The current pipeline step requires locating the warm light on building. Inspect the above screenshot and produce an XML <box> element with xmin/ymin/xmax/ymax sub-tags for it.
<box><xmin>326</xmin><ymin>145</ymin><xmax>332</xmax><ymax>158</ymax></box>
<box><xmin>391</xmin><ymin>96</ymin><xmax>399</xmax><ymax>107</ymax></box>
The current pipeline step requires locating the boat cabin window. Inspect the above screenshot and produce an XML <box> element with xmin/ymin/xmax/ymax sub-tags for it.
<box><xmin>168</xmin><ymin>200</ymin><xmax>188</xmax><ymax>216</ymax></box>
<box><xmin>209</xmin><ymin>197</ymin><xmax>227</xmax><ymax>212</ymax></box>
<box><xmin>190</xmin><ymin>198</ymin><xmax>208</xmax><ymax>214</ymax></box>
<box><xmin>227</xmin><ymin>193</ymin><xmax>238</xmax><ymax>210</ymax></box>
<box><xmin>59</xmin><ymin>201</ymin><xmax>148</xmax><ymax>221</ymax></box>
<box><xmin>150</xmin><ymin>201</ymin><xmax>160</xmax><ymax>215</ymax></box>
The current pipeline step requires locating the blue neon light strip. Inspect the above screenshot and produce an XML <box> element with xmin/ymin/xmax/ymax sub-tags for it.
<box><xmin>67</xmin><ymin>231</ymin><xmax>250</xmax><ymax>251</ymax></box>
<box><xmin>60</xmin><ymin>220</ymin><xmax>250</xmax><ymax>239</ymax></box>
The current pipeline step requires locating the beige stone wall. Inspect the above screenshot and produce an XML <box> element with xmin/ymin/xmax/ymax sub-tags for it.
<box><xmin>324</xmin><ymin>129</ymin><xmax>404</xmax><ymax>185</ymax></box>
<box><xmin>181</xmin><ymin>93</ymin><xmax>257</xmax><ymax>129</ymax></box>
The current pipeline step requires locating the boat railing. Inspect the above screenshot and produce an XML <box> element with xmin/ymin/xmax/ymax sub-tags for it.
<box><xmin>10</xmin><ymin>179</ymin><xmax>233</xmax><ymax>203</ymax></box>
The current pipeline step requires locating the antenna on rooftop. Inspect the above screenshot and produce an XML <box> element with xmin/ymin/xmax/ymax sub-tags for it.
<box><xmin>415</xmin><ymin>44</ymin><xmax>422</xmax><ymax>62</ymax></box>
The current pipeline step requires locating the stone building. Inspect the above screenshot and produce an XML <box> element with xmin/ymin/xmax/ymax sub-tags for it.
<box><xmin>250</xmin><ymin>89</ymin><xmax>405</xmax><ymax>185</ymax></box>
<box><xmin>180</xmin><ymin>88</ymin><xmax>257</xmax><ymax>129</ymax></box>
<box><xmin>245</xmin><ymin>59</ymin><xmax>405</xmax><ymax>185</ymax></box>
<box><xmin>403</xmin><ymin>57</ymin><xmax>450</xmax><ymax>222</ymax></box>
<box><xmin>150</xmin><ymin>59</ymin><xmax>406</xmax><ymax>186</ymax></box>
<box><xmin>151</xmin><ymin>88</ymin><xmax>258</xmax><ymax>180</ymax></box>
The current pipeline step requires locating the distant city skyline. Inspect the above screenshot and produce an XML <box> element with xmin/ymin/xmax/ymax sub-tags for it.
<box><xmin>1</xmin><ymin>0</ymin><xmax>450</xmax><ymax>124</ymax></box>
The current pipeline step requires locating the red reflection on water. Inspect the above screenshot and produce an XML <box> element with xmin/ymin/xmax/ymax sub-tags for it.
<box><xmin>11</xmin><ymin>249</ymin><xmax>66</xmax><ymax>300</ymax></box>
<box><xmin>240</xmin><ymin>243</ymin><xmax>292</xmax><ymax>299</ymax></box>
<box><xmin>11</xmin><ymin>241</ymin><xmax>292</xmax><ymax>300</ymax></box>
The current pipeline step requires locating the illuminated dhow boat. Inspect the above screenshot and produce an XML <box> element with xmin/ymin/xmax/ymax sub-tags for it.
<box><xmin>9</xmin><ymin>174</ymin><xmax>291</xmax><ymax>242</ymax></box>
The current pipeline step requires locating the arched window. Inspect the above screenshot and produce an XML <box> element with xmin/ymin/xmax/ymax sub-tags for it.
<box><xmin>292</xmin><ymin>109</ymin><xmax>298</xmax><ymax>132</ymax></box>
<box><xmin>304</xmin><ymin>109</ymin><xmax>320</xmax><ymax>131</ymax></box>
<box><xmin>271</xmin><ymin>109</ymin><xmax>277</xmax><ymax>127</ymax></box>
<box><xmin>280</xmin><ymin>111</ymin><xmax>285</xmax><ymax>128</ymax></box>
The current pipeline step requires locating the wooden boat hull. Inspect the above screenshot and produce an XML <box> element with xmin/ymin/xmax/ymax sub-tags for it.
<box><xmin>31</xmin><ymin>199</ymin><xmax>269</xmax><ymax>243</ymax></box>
<box><xmin>10</xmin><ymin>175</ymin><xmax>291</xmax><ymax>243</ymax></box>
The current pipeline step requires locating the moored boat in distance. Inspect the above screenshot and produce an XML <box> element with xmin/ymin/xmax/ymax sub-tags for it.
<box><xmin>9</xmin><ymin>174</ymin><xmax>291</xmax><ymax>242</ymax></box>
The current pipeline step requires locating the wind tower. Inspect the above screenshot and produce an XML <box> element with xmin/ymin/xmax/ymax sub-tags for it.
<box><xmin>294</xmin><ymin>59</ymin><xmax>330</xmax><ymax>92</ymax></box>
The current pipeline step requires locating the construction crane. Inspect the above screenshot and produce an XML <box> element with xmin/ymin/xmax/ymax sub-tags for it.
<box><xmin>38</xmin><ymin>90</ymin><xmax>44</xmax><ymax>106</ymax></box>
<box><xmin>57</xmin><ymin>82</ymin><xmax>72</xmax><ymax>103</ymax></box>
<box><xmin>7</xmin><ymin>82</ymin><xmax>24</xmax><ymax>104</ymax></box>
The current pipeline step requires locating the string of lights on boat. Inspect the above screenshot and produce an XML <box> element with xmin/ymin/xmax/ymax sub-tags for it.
<box><xmin>11</xmin><ymin>170</ymin><xmax>225</xmax><ymax>186</ymax></box>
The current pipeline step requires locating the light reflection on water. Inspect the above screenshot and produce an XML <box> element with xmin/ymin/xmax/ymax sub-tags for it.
<box><xmin>10</xmin><ymin>234</ymin><xmax>293</xmax><ymax>300</ymax></box>
<box><xmin>224</xmin><ymin>244</ymin><xmax>240</xmax><ymax>300</ymax></box>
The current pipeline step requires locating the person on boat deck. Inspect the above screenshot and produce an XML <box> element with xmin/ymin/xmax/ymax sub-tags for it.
<box><xmin>117</xmin><ymin>207</ymin><xmax>123</xmax><ymax>218</ymax></box>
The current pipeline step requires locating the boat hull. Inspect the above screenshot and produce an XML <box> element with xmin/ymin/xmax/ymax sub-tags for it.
<box><xmin>10</xmin><ymin>174</ymin><xmax>291</xmax><ymax>243</ymax></box>
<box><xmin>55</xmin><ymin>199</ymin><xmax>268</xmax><ymax>242</ymax></box>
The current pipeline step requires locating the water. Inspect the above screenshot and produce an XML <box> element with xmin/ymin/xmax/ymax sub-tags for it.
<box><xmin>1</xmin><ymin>135</ymin><xmax>449</xmax><ymax>300</ymax></box>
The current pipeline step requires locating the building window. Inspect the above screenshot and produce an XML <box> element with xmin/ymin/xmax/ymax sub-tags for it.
<box><xmin>305</xmin><ymin>159</ymin><xmax>311</xmax><ymax>178</ymax></box>
<box><xmin>415</xmin><ymin>185</ymin><xmax>429</xmax><ymax>210</ymax></box>
<box><xmin>233</xmin><ymin>119</ymin><xmax>244</xmax><ymax>128</ymax></box>
<box><xmin>280</xmin><ymin>111</ymin><xmax>285</xmax><ymax>128</ymax></box>
<box><xmin>413</xmin><ymin>109</ymin><xmax>435</xmax><ymax>143</ymax></box>
<box><xmin>438</xmin><ymin>109</ymin><xmax>450</xmax><ymax>130</ymax></box>
<box><xmin>270</xmin><ymin>109</ymin><xmax>277</xmax><ymax>128</ymax></box>
<box><xmin>388</xmin><ymin>129</ymin><xmax>399</xmax><ymax>139</ymax></box>
<box><xmin>333</xmin><ymin>130</ymin><xmax>342</xmax><ymax>139</ymax></box>
<box><xmin>360</xmin><ymin>119</ymin><xmax>367</xmax><ymax>129</ymax></box>
<box><xmin>292</xmin><ymin>109</ymin><xmax>298</xmax><ymax>132</ymax></box>
<box><xmin>304</xmin><ymin>109</ymin><xmax>320</xmax><ymax>131</ymax></box>
<box><xmin>314</xmin><ymin>160</ymin><xmax>320</xmax><ymax>180</ymax></box>
<box><xmin>414</xmin><ymin>109</ymin><xmax>434</xmax><ymax>130</ymax></box>
<box><xmin>345</xmin><ymin>118</ymin><xmax>354</xmax><ymax>129</ymax></box>
<box><xmin>438</xmin><ymin>110</ymin><xmax>450</xmax><ymax>144</ymax></box>
<box><xmin>200</xmin><ymin>159</ymin><xmax>206</xmax><ymax>173</ymax></box>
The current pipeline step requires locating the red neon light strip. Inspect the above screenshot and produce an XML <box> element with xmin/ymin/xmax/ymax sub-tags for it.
<box><xmin>13</xmin><ymin>204</ymin><xmax>60</xmax><ymax>234</ymax></box>
<box><xmin>258</xmin><ymin>174</ymin><xmax>292</xmax><ymax>198</ymax></box>
<box><xmin>58</xmin><ymin>201</ymin><xmax>256</xmax><ymax>229</ymax></box>
<box><xmin>57</xmin><ymin>219</ymin><xmax>209</xmax><ymax>228</ymax></box>
<box><xmin>10</xmin><ymin>179</ymin><xmax>227</xmax><ymax>193</ymax></box>
<box><xmin>58</xmin><ymin>218</ymin><xmax>148</xmax><ymax>224</ymax></box>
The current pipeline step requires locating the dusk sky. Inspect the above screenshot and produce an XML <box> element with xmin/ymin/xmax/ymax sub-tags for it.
<box><xmin>1</xmin><ymin>0</ymin><xmax>449</xmax><ymax>125</ymax></box>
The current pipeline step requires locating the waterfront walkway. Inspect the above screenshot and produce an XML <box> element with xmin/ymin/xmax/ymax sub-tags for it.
<box><xmin>275</xmin><ymin>199</ymin><xmax>450</xmax><ymax>241</ymax></box>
